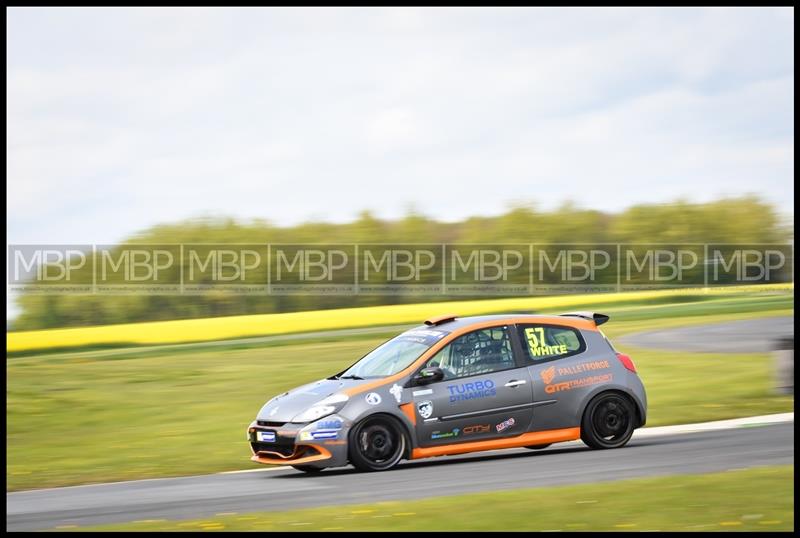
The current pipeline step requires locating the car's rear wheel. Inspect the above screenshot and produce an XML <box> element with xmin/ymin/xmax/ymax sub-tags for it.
<box><xmin>292</xmin><ymin>465</ymin><xmax>323</xmax><ymax>473</ymax></box>
<box><xmin>581</xmin><ymin>392</ymin><xmax>635</xmax><ymax>449</ymax></box>
<box><xmin>524</xmin><ymin>444</ymin><xmax>551</xmax><ymax>450</ymax></box>
<box><xmin>348</xmin><ymin>415</ymin><xmax>406</xmax><ymax>472</ymax></box>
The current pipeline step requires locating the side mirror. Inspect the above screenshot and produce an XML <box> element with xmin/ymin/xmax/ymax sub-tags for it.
<box><xmin>414</xmin><ymin>367</ymin><xmax>444</xmax><ymax>385</ymax></box>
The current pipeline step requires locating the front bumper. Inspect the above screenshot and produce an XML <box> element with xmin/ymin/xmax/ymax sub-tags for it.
<box><xmin>247</xmin><ymin>419</ymin><xmax>348</xmax><ymax>468</ymax></box>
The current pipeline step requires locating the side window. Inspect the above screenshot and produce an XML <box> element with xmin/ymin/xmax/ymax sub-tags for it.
<box><xmin>517</xmin><ymin>324</ymin><xmax>585</xmax><ymax>362</ymax></box>
<box><xmin>423</xmin><ymin>326</ymin><xmax>516</xmax><ymax>380</ymax></box>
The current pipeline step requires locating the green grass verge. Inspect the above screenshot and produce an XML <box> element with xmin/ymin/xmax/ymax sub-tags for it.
<box><xmin>7</xmin><ymin>293</ymin><xmax>794</xmax><ymax>491</ymax></box>
<box><xmin>64</xmin><ymin>465</ymin><xmax>794</xmax><ymax>531</ymax></box>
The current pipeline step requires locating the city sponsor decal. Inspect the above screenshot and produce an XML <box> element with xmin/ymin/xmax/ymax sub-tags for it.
<box><xmin>495</xmin><ymin>417</ymin><xmax>515</xmax><ymax>433</ymax></box>
<box><xmin>447</xmin><ymin>379</ymin><xmax>496</xmax><ymax>403</ymax></box>
<box><xmin>412</xmin><ymin>388</ymin><xmax>433</xmax><ymax>397</ymax></box>
<box><xmin>525</xmin><ymin>327</ymin><xmax>568</xmax><ymax>357</ymax></box>
<box><xmin>463</xmin><ymin>424</ymin><xmax>490</xmax><ymax>435</ymax></box>
<box><xmin>431</xmin><ymin>428</ymin><xmax>460</xmax><ymax>440</ymax></box>
<box><xmin>365</xmin><ymin>392</ymin><xmax>382</xmax><ymax>405</ymax></box>
<box><xmin>545</xmin><ymin>374</ymin><xmax>613</xmax><ymax>394</ymax></box>
<box><xmin>299</xmin><ymin>430</ymin><xmax>339</xmax><ymax>441</ymax></box>
<box><xmin>390</xmin><ymin>383</ymin><xmax>404</xmax><ymax>404</ymax></box>
<box><xmin>256</xmin><ymin>431</ymin><xmax>276</xmax><ymax>442</ymax></box>
<box><xmin>316</xmin><ymin>419</ymin><xmax>343</xmax><ymax>430</ymax></box>
<box><xmin>417</xmin><ymin>400</ymin><xmax>434</xmax><ymax>419</ymax></box>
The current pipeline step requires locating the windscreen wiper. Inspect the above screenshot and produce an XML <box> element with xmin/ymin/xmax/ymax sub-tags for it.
<box><xmin>339</xmin><ymin>375</ymin><xmax>365</xmax><ymax>380</ymax></box>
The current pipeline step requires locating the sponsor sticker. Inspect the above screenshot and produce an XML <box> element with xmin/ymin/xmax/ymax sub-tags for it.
<box><xmin>540</xmin><ymin>366</ymin><xmax>556</xmax><ymax>384</ymax></box>
<box><xmin>365</xmin><ymin>392</ymin><xmax>382</xmax><ymax>405</ymax></box>
<box><xmin>496</xmin><ymin>417</ymin><xmax>516</xmax><ymax>433</ymax></box>
<box><xmin>417</xmin><ymin>400</ymin><xmax>434</xmax><ymax>419</ymax></box>
<box><xmin>545</xmin><ymin>374</ymin><xmax>613</xmax><ymax>394</ymax></box>
<box><xmin>447</xmin><ymin>379</ymin><xmax>496</xmax><ymax>403</ymax></box>
<box><xmin>412</xmin><ymin>389</ymin><xmax>433</xmax><ymax>396</ymax></box>
<box><xmin>463</xmin><ymin>424</ymin><xmax>490</xmax><ymax>435</ymax></box>
<box><xmin>431</xmin><ymin>428</ymin><xmax>460</xmax><ymax>440</ymax></box>
<box><xmin>316</xmin><ymin>419</ymin><xmax>343</xmax><ymax>430</ymax></box>
<box><xmin>390</xmin><ymin>383</ymin><xmax>403</xmax><ymax>404</ymax></box>
<box><xmin>256</xmin><ymin>431</ymin><xmax>276</xmax><ymax>442</ymax></box>
<box><xmin>299</xmin><ymin>430</ymin><xmax>338</xmax><ymax>441</ymax></box>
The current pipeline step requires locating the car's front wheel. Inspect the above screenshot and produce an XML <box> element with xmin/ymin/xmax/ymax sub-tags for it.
<box><xmin>348</xmin><ymin>415</ymin><xmax>406</xmax><ymax>472</ymax></box>
<box><xmin>581</xmin><ymin>392</ymin><xmax>635</xmax><ymax>449</ymax></box>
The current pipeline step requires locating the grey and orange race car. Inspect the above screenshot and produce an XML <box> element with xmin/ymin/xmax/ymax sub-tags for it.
<box><xmin>247</xmin><ymin>312</ymin><xmax>647</xmax><ymax>472</ymax></box>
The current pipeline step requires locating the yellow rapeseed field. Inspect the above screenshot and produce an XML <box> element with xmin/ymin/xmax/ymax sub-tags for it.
<box><xmin>7</xmin><ymin>284</ymin><xmax>792</xmax><ymax>352</ymax></box>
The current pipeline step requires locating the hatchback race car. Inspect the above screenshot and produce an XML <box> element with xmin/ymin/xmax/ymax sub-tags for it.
<box><xmin>247</xmin><ymin>312</ymin><xmax>647</xmax><ymax>472</ymax></box>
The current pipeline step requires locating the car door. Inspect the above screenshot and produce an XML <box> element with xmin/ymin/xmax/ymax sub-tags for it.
<box><xmin>515</xmin><ymin>323</ymin><xmax>609</xmax><ymax>432</ymax></box>
<box><xmin>409</xmin><ymin>324</ymin><xmax>534</xmax><ymax>447</ymax></box>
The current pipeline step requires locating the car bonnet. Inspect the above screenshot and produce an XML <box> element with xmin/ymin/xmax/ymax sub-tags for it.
<box><xmin>256</xmin><ymin>377</ymin><xmax>366</xmax><ymax>423</ymax></box>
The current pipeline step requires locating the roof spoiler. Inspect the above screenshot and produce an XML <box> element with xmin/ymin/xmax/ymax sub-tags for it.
<box><xmin>560</xmin><ymin>311</ymin><xmax>610</xmax><ymax>326</ymax></box>
<box><xmin>424</xmin><ymin>314</ymin><xmax>458</xmax><ymax>326</ymax></box>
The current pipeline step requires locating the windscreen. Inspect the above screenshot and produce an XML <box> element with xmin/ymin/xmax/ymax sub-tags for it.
<box><xmin>338</xmin><ymin>328</ymin><xmax>450</xmax><ymax>379</ymax></box>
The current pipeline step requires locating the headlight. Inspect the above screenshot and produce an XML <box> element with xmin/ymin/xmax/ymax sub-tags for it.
<box><xmin>292</xmin><ymin>405</ymin><xmax>337</xmax><ymax>423</ymax></box>
<box><xmin>292</xmin><ymin>393</ymin><xmax>349</xmax><ymax>423</ymax></box>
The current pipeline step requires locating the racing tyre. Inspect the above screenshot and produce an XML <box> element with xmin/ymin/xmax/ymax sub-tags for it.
<box><xmin>349</xmin><ymin>415</ymin><xmax>406</xmax><ymax>472</ymax></box>
<box><xmin>292</xmin><ymin>465</ymin><xmax>323</xmax><ymax>473</ymax></box>
<box><xmin>581</xmin><ymin>392</ymin><xmax>635</xmax><ymax>449</ymax></box>
<box><xmin>524</xmin><ymin>444</ymin><xmax>551</xmax><ymax>450</ymax></box>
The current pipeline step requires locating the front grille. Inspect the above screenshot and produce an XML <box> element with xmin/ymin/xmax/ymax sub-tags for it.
<box><xmin>257</xmin><ymin>420</ymin><xmax>285</xmax><ymax>427</ymax></box>
<box><xmin>250</xmin><ymin>441</ymin><xmax>294</xmax><ymax>458</ymax></box>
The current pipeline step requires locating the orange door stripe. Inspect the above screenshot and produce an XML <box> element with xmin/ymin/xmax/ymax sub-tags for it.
<box><xmin>411</xmin><ymin>427</ymin><xmax>580</xmax><ymax>459</ymax></box>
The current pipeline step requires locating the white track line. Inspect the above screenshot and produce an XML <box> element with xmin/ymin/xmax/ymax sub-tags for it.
<box><xmin>632</xmin><ymin>412</ymin><xmax>794</xmax><ymax>439</ymax></box>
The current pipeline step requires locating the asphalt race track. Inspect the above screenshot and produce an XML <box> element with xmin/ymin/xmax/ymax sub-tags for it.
<box><xmin>619</xmin><ymin>316</ymin><xmax>793</xmax><ymax>353</ymax></box>
<box><xmin>7</xmin><ymin>422</ymin><xmax>793</xmax><ymax>531</ymax></box>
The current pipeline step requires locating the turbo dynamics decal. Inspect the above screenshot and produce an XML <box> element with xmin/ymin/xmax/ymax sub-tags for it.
<box><xmin>365</xmin><ymin>392</ymin><xmax>382</xmax><ymax>405</ymax></box>
<box><xmin>447</xmin><ymin>379</ymin><xmax>496</xmax><ymax>403</ymax></box>
<box><xmin>417</xmin><ymin>400</ymin><xmax>433</xmax><ymax>419</ymax></box>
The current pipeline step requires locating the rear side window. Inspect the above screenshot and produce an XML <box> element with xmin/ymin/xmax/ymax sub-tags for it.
<box><xmin>516</xmin><ymin>324</ymin><xmax>586</xmax><ymax>362</ymax></box>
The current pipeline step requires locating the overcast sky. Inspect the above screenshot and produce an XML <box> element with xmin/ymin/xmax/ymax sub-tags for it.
<box><xmin>7</xmin><ymin>7</ymin><xmax>794</xmax><ymax>247</ymax></box>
